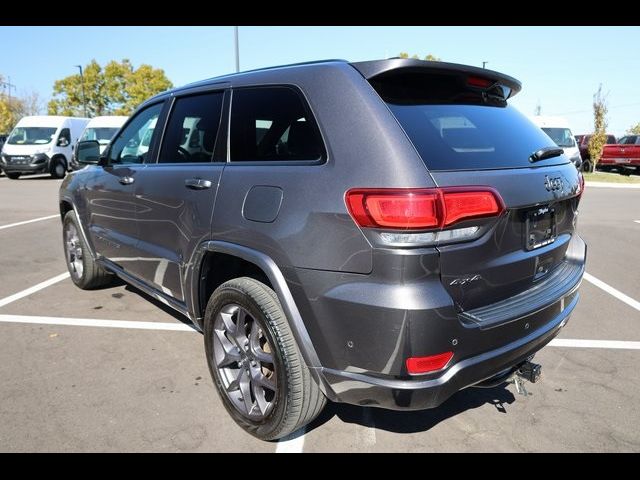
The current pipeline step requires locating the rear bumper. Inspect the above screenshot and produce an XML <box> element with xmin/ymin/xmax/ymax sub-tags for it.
<box><xmin>320</xmin><ymin>287</ymin><xmax>579</xmax><ymax>410</ymax></box>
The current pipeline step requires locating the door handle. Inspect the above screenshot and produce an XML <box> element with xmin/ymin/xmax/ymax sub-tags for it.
<box><xmin>119</xmin><ymin>176</ymin><xmax>135</xmax><ymax>185</ymax></box>
<box><xmin>185</xmin><ymin>178</ymin><xmax>213</xmax><ymax>190</ymax></box>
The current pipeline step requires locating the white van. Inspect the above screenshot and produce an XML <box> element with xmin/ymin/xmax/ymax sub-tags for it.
<box><xmin>0</xmin><ymin>116</ymin><xmax>89</xmax><ymax>179</ymax></box>
<box><xmin>530</xmin><ymin>115</ymin><xmax>582</xmax><ymax>168</ymax></box>
<box><xmin>70</xmin><ymin>116</ymin><xmax>128</xmax><ymax>170</ymax></box>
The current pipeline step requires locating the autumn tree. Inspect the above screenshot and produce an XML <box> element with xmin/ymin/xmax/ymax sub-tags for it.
<box><xmin>398</xmin><ymin>52</ymin><xmax>441</xmax><ymax>61</ymax></box>
<box><xmin>586</xmin><ymin>84</ymin><xmax>608</xmax><ymax>172</ymax></box>
<box><xmin>47</xmin><ymin>59</ymin><xmax>172</xmax><ymax>117</ymax></box>
<box><xmin>626</xmin><ymin>123</ymin><xmax>640</xmax><ymax>135</ymax></box>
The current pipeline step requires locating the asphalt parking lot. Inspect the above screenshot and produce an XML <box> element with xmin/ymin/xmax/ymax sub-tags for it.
<box><xmin>0</xmin><ymin>173</ymin><xmax>638</xmax><ymax>452</ymax></box>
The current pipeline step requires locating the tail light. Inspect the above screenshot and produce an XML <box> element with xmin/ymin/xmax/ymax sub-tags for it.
<box><xmin>345</xmin><ymin>187</ymin><xmax>503</xmax><ymax>230</ymax></box>
<box><xmin>578</xmin><ymin>172</ymin><xmax>585</xmax><ymax>196</ymax></box>
<box><xmin>406</xmin><ymin>351</ymin><xmax>453</xmax><ymax>375</ymax></box>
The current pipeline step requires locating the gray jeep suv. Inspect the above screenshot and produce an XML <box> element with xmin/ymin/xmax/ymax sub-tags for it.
<box><xmin>60</xmin><ymin>58</ymin><xmax>586</xmax><ymax>440</ymax></box>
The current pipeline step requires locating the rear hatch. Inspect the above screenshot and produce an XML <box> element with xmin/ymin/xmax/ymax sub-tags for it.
<box><xmin>353</xmin><ymin>59</ymin><xmax>583</xmax><ymax>313</ymax></box>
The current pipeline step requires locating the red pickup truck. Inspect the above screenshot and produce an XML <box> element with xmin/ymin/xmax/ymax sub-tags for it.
<box><xmin>600</xmin><ymin>135</ymin><xmax>640</xmax><ymax>174</ymax></box>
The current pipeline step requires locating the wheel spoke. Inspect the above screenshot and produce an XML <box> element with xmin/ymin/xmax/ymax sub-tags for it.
<box><xmin>233</xmin><ymin>308</ymin><xmax>249</xmax><ymax>346</ymax></box>
<box><xmin>249</xmin><ymin>321</ymin><xmax>274</xmax><ymax>363</ymax></box>
<box><xmin>219</xmin><ymin>311</ymin><xmax>237</xmax><ymax>335</ymax></box>
<box><xmin>238</xmin><ymin>369</ymin><xmax>254</xmax><ymax>415</ymax></box>
<box><xmin>225</xmin><ymin>368</ymin><xmax>243</xmax><ymax>393</ymax></box>
<box><xmin>214</xmin><ymin>329</ymin><xmax>241</xmax><ymax>368</ymax></box>
<box><xmin>250</xmin><ymin>367</ymin><xmax>276</xmax><ymax>391</ymax></box>
<box><xmin>251</xmin><ymin>380</ymin><xmax>270</xmax><ymax>415</ymax></box>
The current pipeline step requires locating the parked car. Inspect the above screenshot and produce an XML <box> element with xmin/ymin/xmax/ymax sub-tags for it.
<box><xmin>1</xmin><ymin>116</ymin><xmax>89</xmax><ymax>179</ymax></box>
<box><xmin>600</xmin><ymin>134</ymin><xmax>640</xmax><ymax>174</ymax></box>
<box><xmin>69</xmin><ymin>116</ymin><xmax>128</xmax><ymax>171</ymax></box>
<box><xmin>577</xmin><ymin>133</ymin><xmax>617</xmax><ymax>171</ymax></box>
<box><xmin>62</xmin><ymin>58</ymin><xmax>586</xmax><ymax>440</ymax></box>
<box><xmin>530</xmin><ymin>116</ymin><xmax>582</xmax><ymax>168</ymax></box>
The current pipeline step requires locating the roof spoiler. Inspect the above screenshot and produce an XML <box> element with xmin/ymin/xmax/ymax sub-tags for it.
<box><xmin>351</xmin><ymin>59</ymin><xmax>522</xmax><ymax>99</ymax></box>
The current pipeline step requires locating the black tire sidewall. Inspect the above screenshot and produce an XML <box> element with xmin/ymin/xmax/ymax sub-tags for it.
<box><xmin>204</xmin><ymin>282</ymin><xmax>290</xmax><ymax>440</ymax></box>
<box><xmin>51</xmin><ymin>158</ymin><xmax>67</xmax><ymax>179</ymax></box>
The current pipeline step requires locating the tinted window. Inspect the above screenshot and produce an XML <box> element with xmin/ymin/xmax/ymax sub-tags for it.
<box><xmin>607</xmin><ymin>135</ymin><xmax>617</xmax><ymax>144</ymax></box>
<box><xmin>618</xmin><ymin>135</ymin><xmax>639</xmax><ymax>145</ymax></box>
<box><xmin>109</xmin><ymin>103</ymin><xmax>162</xmax><ymax>165</ymax></box>
<box><xmin>230</xmin><ymin>87</ymin><xmax>324</xmax><ymax>162</ymax></box>
<box><xmin>388</xmin><ymin>104</ymin><xmax>568</xmax><ymax>171</ymax></box>
<box><xmin>159</xmin><ymin>92</ymin><xmax>224</xmax><ymax>164</ymax></box>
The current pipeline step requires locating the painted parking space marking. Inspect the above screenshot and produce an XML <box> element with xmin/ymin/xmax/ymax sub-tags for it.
<box><xmin>0</xmin><ymin>314</ymin><xmax>195</xmax><ymax>331</ymax></box>
<box><xmin>0</xmin><ymin>273</ymin><xmax>70</xmax><ymax>308</ymax></box>
<box><xmin>584</xmin><ymin>272</ymin><xmax>640</xmax><ymax>313</ymax></box>
<box><xmin>0</xmin><ymin>214</ymin><xmax>59</xmax><ymax>231</ymax></box>
<box><xmin>635</xmin><ymin>220</ymin><xmax>640</xmax><ymax>224</ymax></box>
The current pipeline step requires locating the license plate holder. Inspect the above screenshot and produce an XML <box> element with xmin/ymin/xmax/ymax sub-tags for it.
<box><xmin>525</xmin><ymin>206</ymin><xmax>556</xmax><ymax>251</ymax></box>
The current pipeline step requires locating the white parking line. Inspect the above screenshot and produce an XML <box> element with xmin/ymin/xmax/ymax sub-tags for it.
<box><xmin>550</xmin><ymin>339</ymin><xmax>640</xmax><ymax>349</ymax></box>
<box><xmin>0</xmin><ymin>314</ymin><xmax>195</xmax><ymax>331</ymax></box>
<box><xmin>0</xmin><ymin>214</ymin><xmax>59</xmax><ymax>231</ymax></box>
<box><xmin>275</xmin><ymin>429</ymin><xmax>306</xmax><ymax>453</ymax></box>
<box><xmin>0</xmin><ymin>273</ymin><xmax>70</xmax><ymax>308</ymax></box>
<box><xmin>635</xmin><ymin>220</ymin><xmax>640</xmax><ymax>224</ymax></box>
<box><xmin>584</xmin><ymin>272</ymin><xmax>640</xmax><ymax>312</ymax></box>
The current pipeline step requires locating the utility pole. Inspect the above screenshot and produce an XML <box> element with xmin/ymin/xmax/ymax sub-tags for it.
<box><xmin>482</xmin><ymin>61</ymin><xmax>488</xmax><ymax>69</ymax></box>
<box><xmin>234</xmin><ymin>26</ymin><xmax>240</xmax><ymax>73</ymax></box>
<box><xmin>75</xmin><ymin>65</ymin><xmax>88</xmax><ymax>118</ymax></box>
<box><xmin>1</xmin><ymin>76</ymin><xmax>16</xmax><ymax>102</ymax></box>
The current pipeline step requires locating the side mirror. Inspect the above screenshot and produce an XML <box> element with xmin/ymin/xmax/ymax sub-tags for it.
<box><xmin>76</xmin><ymin>140</ymin><xmax>101</xmax><ymax>165</ymax></box>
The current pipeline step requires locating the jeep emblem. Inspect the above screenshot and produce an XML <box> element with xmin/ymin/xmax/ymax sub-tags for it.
<box><xmin>544</xmin><ymin>175</ymin><xmax>563</xmax><ymax>192</ymax></box>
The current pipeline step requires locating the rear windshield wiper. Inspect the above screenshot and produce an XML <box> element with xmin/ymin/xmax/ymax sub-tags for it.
<box><xmin>529</xmin><ymin>146</ymin><xmax>564</xmax><ymax>163</ymax></box>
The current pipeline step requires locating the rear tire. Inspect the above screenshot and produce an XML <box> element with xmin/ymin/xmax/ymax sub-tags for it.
<box><xmin>204</xmin><ymin>277</ymin><xmax>326</xmax><ymax>440</ymax></box>
<box><xmin>63</xmin><ymin>210</ymin><xmax>113</xmax><ymax>289</ymax></box>
<box><xmin>6</xmin><ymin>172</ymin><xmax>20</xmax><ymax>180</ymax></box>
<box><xmin>581</xmin><ymin>160</ymin><xmax>592</xmax><ymax>173</ymax></box>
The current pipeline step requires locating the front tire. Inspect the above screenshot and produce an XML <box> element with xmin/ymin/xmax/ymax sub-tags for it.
<box><xmin>6</xmin><ymin>172</ymin><xmax>20</xmax><ymax>180</ymax></box>
<box><xmin>63</xmin><ymin>211</ymin><xmax>113</xmax><ymax>289</ymax></box>
<box><xmin>51</xmin><ymin>158</ymin><xmax>67</xmax><ymax>179</ymax></box>
<box><xmin>204</xmin><ymin>277</ymin><xmax>326</xmax><ymax>440</ymax></box>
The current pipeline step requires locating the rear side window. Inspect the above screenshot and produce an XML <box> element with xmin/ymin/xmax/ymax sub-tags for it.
<box><xmin>159</xmin><ymin>91</ymin><xmax>224</xmax><ymax>164</ymax></box>
<box><xmin>372</xmin><ymin>72</ymin><xmax>568</xmax><ymax>171</ymax></box>
<box><xmin>230</xmin><ymin>87</ymin><xmax>324</xmax><ymax>162</ymax></box>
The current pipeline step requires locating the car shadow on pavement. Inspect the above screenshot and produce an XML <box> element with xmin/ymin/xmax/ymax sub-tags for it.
<box><xmin>307</xmin><ymin>385</ymin><xmax>516</xmax><ymax>435</ymax></box>
<box><xmin>122</xmin><ymin>283</ymin><xmax>200</xmax><ymax>331</ymax></box>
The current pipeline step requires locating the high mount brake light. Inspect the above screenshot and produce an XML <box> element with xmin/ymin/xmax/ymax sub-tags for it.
<box><xmin>345</xmin><ymin>188</ymin><xmax>504</xmax><ymax>231</ymax></box>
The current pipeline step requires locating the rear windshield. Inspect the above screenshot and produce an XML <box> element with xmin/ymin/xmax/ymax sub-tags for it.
<box><xmin>387</xmin><ymin>103</ymin><xmax>569</xmax><ymax>171</ymax></box>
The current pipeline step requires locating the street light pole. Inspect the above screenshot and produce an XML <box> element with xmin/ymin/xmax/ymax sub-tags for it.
<box><xmin>75</xmin><ymin>65</ymin><xmax>88</xmax><ymax>118</ymax></box>
<box><xmin>482</xmin><ymin>61</ymin><xmax>488</xmax><ymax>69</ymax></box>
<box><xmin>234</xmin><ymin>26</ymin><xmax>240</xmax><ymax>73</ymax></box>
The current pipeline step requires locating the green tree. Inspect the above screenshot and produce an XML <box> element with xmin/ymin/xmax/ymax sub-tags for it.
<box><xmin>626</xmin><ymin>123</ymin><xmax>640</xmax><ymax>135</ymax></box>
<box><xmin>398</xmin><ymin>52</ymin><xmax>441</xmax><ymax>61</ymax></box>
<box><xmin>587</xmin><ymin>84</ymin><xmax>608</xmax><ymax>172</ymax></box>
<box><xmin>47</xmin><ymin>59</ymin><xmax>172</xmax><ymax>117</ymax></box>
